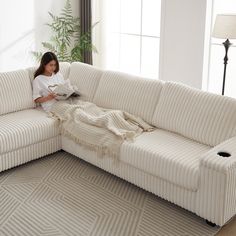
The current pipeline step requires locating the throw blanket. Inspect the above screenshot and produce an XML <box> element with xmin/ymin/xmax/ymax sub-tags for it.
<box><xmin>49</xmin><ymin>100</ymin><xmax>154</xmax><ymax>158</ymax></box>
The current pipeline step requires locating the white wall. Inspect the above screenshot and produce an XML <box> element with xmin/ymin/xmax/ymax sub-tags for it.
<box><xmin>0</xmin><ymin>0</ymin><xmax>79</xmax><ymax>72</ymax></box>
<box><xmin>0</xmin><ymin>0</ymin><xmax>35</xmax><ymax>72</ymax></box>
<box><xmin>159</xmin><ymin>0</ymin><xmax>207</xmax><ymax>89</ymax></box>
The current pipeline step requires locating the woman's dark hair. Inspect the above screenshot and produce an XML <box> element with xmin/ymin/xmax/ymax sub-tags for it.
<box><xmin>34</xmin><ymin>52</ymin><xmax>59</xmax><ymax>78</ymax></box>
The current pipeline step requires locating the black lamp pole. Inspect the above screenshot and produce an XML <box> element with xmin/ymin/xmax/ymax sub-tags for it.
<box><xmin>222</xmin><ymin>39</ymin><xmax>232</xmax><ymax>95</ymax></box>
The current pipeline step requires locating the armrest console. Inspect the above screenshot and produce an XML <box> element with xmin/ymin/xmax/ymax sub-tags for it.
<box><xmin>200</xmin><ymin>136</ymin><xmax>236</xmax><ymax>173</ymax></box>
<box><xmin>196</xmin><ymin>136</ymin><xmax>236</xmax><ymax>226</ymax></box>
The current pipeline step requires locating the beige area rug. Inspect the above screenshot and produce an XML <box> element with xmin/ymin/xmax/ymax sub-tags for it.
<box><xmin>0</xmin><ymin>151</ymin><xmax>220</xmax><ymax>236</ymax></box>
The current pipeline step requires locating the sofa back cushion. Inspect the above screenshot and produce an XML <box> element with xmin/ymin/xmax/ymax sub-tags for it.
<box><xmin>27</xmin><ymin>62</ymin><xmax>71</xmax><ymax>82</ymax></box>
<box><xmin>58</xmin><ymin>62</ymin><xmax>71</xmax><ymax>79</ymax></box>
<box><xmin>68</xmin><ymin>62</ymin><xmax>103</xmax><ymax>102</ymax></box>
<box><xmin>93</xmin><ymin>71</ymin><xmax>164</xmax><ymax>124</ymax></box>
<box><xmin>152</xmin><ymin>82</ymin><xmax>236</xmax><ymax>146</ymax></box>
<box><xmin>0</xmin><ymin>69</ymin><xmax>35</xmax><ymax>115</ymax></box>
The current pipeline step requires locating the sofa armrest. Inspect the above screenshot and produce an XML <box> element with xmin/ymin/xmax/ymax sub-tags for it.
<box><xmin>200</xmin><ymin>136</ymin><xmax>236</xmax><ymax>172</ymax></box>
<box><xmin>196</xmin><ymin>136</ymin><xmax>236</xmax><ymax>226</ymax></box>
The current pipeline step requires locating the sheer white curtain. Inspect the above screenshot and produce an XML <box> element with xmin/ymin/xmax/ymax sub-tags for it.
<box><xmin>207</xmin><ymin>0</ymin><xmax>236</xmax><ymax>98</ymax></box>
<box><xmin>92</xmin><ymin>0</ymin><xmax>162</xmax><ymax>79</ymax></box>
<box><xmin>0</xmin><ymin>0</ymin><xmax>79</xmax><ymax>72</ymax></box>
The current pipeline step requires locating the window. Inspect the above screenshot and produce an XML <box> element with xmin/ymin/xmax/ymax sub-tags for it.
<box><xmin>101</xmin><ymin>0</ymin><xmax>162</xmax><ymax>79</ymax></box>
<box><xmin>207</xmin><ymin>0</ymin><xmax>236</xmax><ymax>98</ymax></box>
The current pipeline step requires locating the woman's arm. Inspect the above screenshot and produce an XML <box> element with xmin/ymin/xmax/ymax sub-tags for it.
<box><xmin>34</xmin><ymin>93</ymin><xmax>57</xmax><ymax>103</ymax></box>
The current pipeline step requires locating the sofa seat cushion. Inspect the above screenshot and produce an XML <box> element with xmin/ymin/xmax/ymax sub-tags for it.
<box><xmin>120</xmin><ymin>129</ymin><xmax>210</xmax><ymax>191</ymax></box>
<box><xmin>0</xmin><ymin>108</ymin><xmax>60</xmax><ymax>154</ymax></box>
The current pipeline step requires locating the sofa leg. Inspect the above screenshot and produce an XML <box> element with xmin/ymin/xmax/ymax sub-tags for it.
<box><xmin>206</xmin><ymin>220</ymin><xmax>216</xmax><ymax>227</ymax></box>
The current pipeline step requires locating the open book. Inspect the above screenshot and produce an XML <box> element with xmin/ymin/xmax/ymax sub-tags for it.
<box><xmin>48</xmin><ymin>79</ymin><xmax>80</xmax><ymax>100</ymax></box>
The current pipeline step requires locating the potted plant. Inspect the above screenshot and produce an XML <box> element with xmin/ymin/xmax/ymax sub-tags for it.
<box><xmin>32</xmin><ymin>0</ymin><xmax>98</xmax><ymax>63</ymax></box>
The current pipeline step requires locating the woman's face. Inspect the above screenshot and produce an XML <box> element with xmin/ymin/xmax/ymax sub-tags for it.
<box><xmin>45</xmin><ymin>60</ymin><xmax>57</xmax><ymax>74</ymax></box>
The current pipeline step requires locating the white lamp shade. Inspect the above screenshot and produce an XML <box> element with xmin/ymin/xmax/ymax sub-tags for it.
<box><xmin>212</xmin><ymin>14</ymin><xmax>236</xmax><ymax>39</ymax></box>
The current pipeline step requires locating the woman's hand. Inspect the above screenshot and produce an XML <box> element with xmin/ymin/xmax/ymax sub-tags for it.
<box><xmin>46</xmin><ymin>92</ymin><xmax>57</xmax><ymax>101</ymax></box>
<box><xmin>34</xmin><ymin>93</ymin><xmax>57</xmax><ymax>103</ymax></box>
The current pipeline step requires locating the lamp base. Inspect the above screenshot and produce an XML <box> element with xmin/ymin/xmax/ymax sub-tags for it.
<box><xmin>221</xmin><ymin>39</ymin><xmax>232</xmax><ymax>96</ymax></box>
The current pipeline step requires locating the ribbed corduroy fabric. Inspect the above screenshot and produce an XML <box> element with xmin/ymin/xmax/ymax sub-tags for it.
<box><xmin>200</xmin><ymin>136</ymin><xmax>236</xmax><ymax>172</ymax></box>
<box><xmin>0</xmin><ymin>108</ymin><xmax>60</xmax><ymax>154</ymax></box>
<box><xmin>93</xmin><ymin>71</ymin><xmax>164</xmax><ymax>124</ymax></box>
<box><xmin>1</xmin><ymin>60</ymin><xmax>236</xmax><ymax>227</ymax></box>
<box><xmin>58</xmin><ymin>62</ymin><xmax>71</xmax><ymax>79</ymax></box>
<box><xmin>195</xmin><ymin>136</ymin><xmax>236</xmax><ymax>225</ymax></box>
<box><xmin>0</xmin><ymin>69</ymin><xmax>35</xmax><ymax>115</ymax></box>
<box><xmin>26</xmin><ymin>66</ymin><xmax>36</xmax><ymax>82</ymax></box>
<box><xmin>152</xmin><ymin>82</ymin><xmax>236</xmax><ymax>146</ymax></box>
<box><xmin>62</xmin><ymin>136</ymin><xmax>198</xmax><ymax>214</ymax></box>
<box><xmin>120</xmin><ymin>129</ymin><xmax>210</xmax><ymax>191</ymax></box>
<box><xmin>62</xmin><ymin>135</ymin><xmax>235</xmax><ymax>226</ymax></box>
<box><xmin>0</xmin><ymin>136</ymin><xmax>61</xmax><ymax>172</ymax></box>
<box><xmin>68</xmin><ymin>62</ymin><xmax>103</xmax><ymax>101</ymax></box>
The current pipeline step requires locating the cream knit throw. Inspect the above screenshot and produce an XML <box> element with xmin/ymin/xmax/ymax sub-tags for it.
<box><xmin>49</xmin><ymin>100</ymin><xmax>154</xmax><ymax>158</ymax></box>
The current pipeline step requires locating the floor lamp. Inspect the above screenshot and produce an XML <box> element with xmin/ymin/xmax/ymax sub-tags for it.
<box><xmin>212</xmin><ymin>14</ymin><xmax>236</xmax><ymax>95</ymax></box>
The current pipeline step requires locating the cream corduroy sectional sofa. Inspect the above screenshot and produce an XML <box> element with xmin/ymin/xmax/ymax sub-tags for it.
<box><xmin>0</xmin><ymin>62</ymin><xmax>236</xmax><ymax>226</ymax></box>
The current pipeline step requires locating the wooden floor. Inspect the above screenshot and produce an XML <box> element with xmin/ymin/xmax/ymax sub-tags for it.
<box><xmin>217</xmin><ymin>216</ymin><xmax>236</xmax><ymax>236</ymax></box>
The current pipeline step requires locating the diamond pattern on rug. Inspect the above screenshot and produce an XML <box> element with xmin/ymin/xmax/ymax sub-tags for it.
<box><xmin>0</xmin><ymin>151</ymin><xmax>220</xmax><ymax>236</ymax></box>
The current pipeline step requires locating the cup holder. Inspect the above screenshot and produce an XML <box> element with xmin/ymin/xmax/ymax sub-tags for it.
<box><xmin>217</xmin><ymin>151</ymin><xmax>231</xmax><ymax>158</ymax></box>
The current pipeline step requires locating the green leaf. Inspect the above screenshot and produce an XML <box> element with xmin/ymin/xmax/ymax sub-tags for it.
<box><xmin>32</xmin><ymin>0</ymin><xmax>99</xmax><ymax>63</ymax></box>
